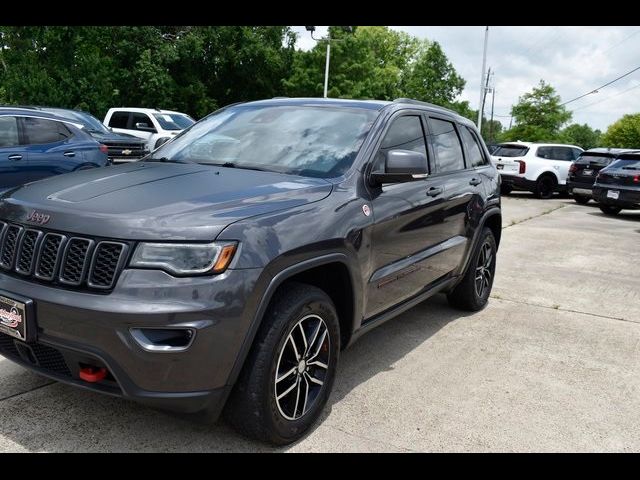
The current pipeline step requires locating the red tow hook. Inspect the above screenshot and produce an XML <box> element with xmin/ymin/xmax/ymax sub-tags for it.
<box><xmin>79</xmin><ymin>366</ymin><xmax>107</xmax><ymax>383</ymax></box>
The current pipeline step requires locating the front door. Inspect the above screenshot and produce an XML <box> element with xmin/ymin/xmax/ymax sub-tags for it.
<box><xmin>0</xmin><ymin>116</ymin><xmax>30</xmax><ymax>190</ymax></box>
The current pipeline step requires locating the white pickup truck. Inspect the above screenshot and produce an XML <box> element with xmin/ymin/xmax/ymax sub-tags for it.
<box><xmin>491</xmin><ymin>142</ymin><xmax>583</xmax><ymax>199</ymax></box>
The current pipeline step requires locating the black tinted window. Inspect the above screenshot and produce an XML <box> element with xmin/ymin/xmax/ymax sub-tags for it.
<box><xmin>460</xmin><ymin>126</ymin><xmax>486</xmax><ymax>167</ymax></box>
<box><xmin>132</xmin><ymin>113</ymin><xmax>154</xmax><ymax>131</ymax></box>
<box><xmin>23</xmin><ymin>117</ymin><xmax>70</xmax><ymax>145</ymax></box>
<box><xmin>375</xmin><ymin>115</ymin><xmax>427</xmax><ymax>172</ymax></box>
<box><xmin>537</xmin><ymin>146</ymin><xmax>575</xmax><ymax>161</ymax></box>
<box><xmin>109</xmin><ymin>112</ymin><xmax>129</xmax><ymax>129</ymax></box>
<box><xmin>429</xmin><ymin>118</ymin><xmax>465</xmax><ymax>173</ymax></box>
<box><xmin>493</xmin><ymin>145</ymin><xmax>529</xmax><ymax>157</ymax></box>
<box><xmin>0</xmin><ymin>116</ymin><xmax>19</xmax><ymax>147</ymax></box>
<box><xmin>577</xmin><ymin>153</ymin><xmax>615</xmax><ymax>166</ymax></box>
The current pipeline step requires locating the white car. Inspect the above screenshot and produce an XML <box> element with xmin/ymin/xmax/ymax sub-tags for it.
<box><xmin>491</xmin><ymin>142</ymin><xmax>583</xmax><ymax>198</ymax></box>
<box><xmin>103</xmin><ymin>107</ymin><xmax>195</xmax><ymax>151</ymax></box>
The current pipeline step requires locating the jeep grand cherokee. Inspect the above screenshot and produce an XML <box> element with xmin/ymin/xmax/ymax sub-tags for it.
<box><xmin>0</xmin><ymin>98</ymin><xmax>501</xmax><ymax>444</ymax></box>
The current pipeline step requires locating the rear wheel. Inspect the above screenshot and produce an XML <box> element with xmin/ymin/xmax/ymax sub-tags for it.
<box><xmin>534</xmin><ymin>175</ymin><xmax>557</xmax><ymax>199</ymax></box>
<box><xmin>224</xmin><ymin>282</ymin><xmax>340</xmax><ymax>445</ymax></box>
<box><xmin>447</xmin><ymin>227</ymin><xmax>497</xmax><ymax>311</ymax></box>
<box><xmin>573</xmin><ymin>194</ymin><xmax>590</xmax><ymax>205</ymax></box>
<box><xmin>599</xmin><ymin>205</ymin><xmax>622</xmax><ymax>216</ymax></box>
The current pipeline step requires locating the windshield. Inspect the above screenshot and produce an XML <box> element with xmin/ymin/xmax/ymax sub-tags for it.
<box><xmin>149</xmin><ymin>105</ymin><xmax>378</xmax><ymax>178</ymax></box>
<box><xmin>492</xmin><ymin>144</ymin><xmax>529</xmax><ymax>157</ymax></box>
<box><xmin>153</xmin><ymin>113</ymin><xmax>195</xmax><ymax>130</ymax></box>
<box><xmin>609</xmin><ymin>159</ymin><xmax>640</xmax><ymax>170</ymax></box>
<box><xmin>43</xmin><ymin>109</ymin><xmax>109</xmax><ymax>133</ymax></box>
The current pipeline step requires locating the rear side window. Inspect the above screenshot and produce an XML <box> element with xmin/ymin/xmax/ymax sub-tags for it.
<box><xmin>428</xmin><ymin>118</ymin><xmax>465</xmax><ymax>173</ymax></box>
<box><xmin>460</xmin><ymin>126</ymin><xmax>487</xmax><ymax>167</ymax></box>
<box><xmin>108</xmin><ymin>112</ymin><xmax>129</xmax><ymax>129</ymax></box>
<box><xmin>23</xmin><ymin>117</ymin><xmax>70</xmax><ymax>145</ymax></box>
<box><xmin>375</xmin><ymin>115</ymin><xmax>427</xmax><ymax>171</ymax></box>
<box><xmin>0</xmin><ymin>116</ymin><xmax>19</xmax><ymax>147</ymax></box>
<box><xmin>537</xmin><ymin>146</ymin><xmax>575</xmax><ymax>161</ymax></box>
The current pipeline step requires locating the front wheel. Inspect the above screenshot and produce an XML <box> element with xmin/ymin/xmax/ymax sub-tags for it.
<box><xmin>447</xmin><ymin>227</ymin><xmax>497</xmax><ymax>311</ymax></box>
<box><xmin>599</xmin><ymin>205</ymin><xmax>622</xmax><ymax>216</ymax></box>
<box><xmin>573</xmin><ymin>194</ymin><xmax>590</xmax><ymax>205</ymax></box>
<box><xmin>224</xmin><ymin>282</ymin><xmax>340</xmax><ymax>445</ymax></box>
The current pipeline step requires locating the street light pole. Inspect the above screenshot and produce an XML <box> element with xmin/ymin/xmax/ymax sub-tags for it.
<box><xmin>477</xmin><ymin>26</ymin><xmax>489</xmax><ymax>132</ymax></box>
<box><xmin>323</xmin><ymin>40</ymin><xmax>331</xmax><ymax>98</ymax></box>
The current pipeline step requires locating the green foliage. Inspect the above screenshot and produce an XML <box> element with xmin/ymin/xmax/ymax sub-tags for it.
<box><xmin>0</xmin><ymin>26</ymin><xmax>296</xmax><ymax>119</ymax></box>
<box><xmin>601</xmin><ymin>113</ymin><xmax>640</xmax><ymax>148</ymax></box>
<box><xmin>502</xmin><ymin>80</ymin><xmax>572</xmax><ymax>142</ymax></box>
<box><xmin>558</xmin><ymin>123</ymin><xmax>602</xmax><ymax>149</ymax></box>
<box><xmin>284</xmin><ymin>26</ymin><xmax>465</xmax><ymax>105</ymax></box>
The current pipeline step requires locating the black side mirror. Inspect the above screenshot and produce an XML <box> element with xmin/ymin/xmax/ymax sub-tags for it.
<box><xmin>135</xmin><ymin>122</ymin><xmax>157</xmax><ymax>133</ymax></box>
<box><xmin>370</xmin><ymin>149</ymin><xmax>429</xmax><ymax>185</ymax></box>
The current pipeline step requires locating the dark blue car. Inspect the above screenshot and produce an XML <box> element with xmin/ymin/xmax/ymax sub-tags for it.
<box><xmin>0</xmin><ymin>108</ymin><xmax>109</xmax><ymax>192</ymax></box>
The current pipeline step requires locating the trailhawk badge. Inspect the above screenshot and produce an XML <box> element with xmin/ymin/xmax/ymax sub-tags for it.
<box><xmin>26</xmin><ymin>210</ymin><xmax>51</xmax><ymax>225</ymax></box>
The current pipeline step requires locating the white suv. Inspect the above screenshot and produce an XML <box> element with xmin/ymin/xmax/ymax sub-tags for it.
<box><xmin>491</xmin><ymin>142</ymin><xmax>583</xmax><ymax>198</ymax></box>
<box><xmin>104</xmin><ymin>107</ymin><xmax>195</xmax><ymax>151</ymax></box>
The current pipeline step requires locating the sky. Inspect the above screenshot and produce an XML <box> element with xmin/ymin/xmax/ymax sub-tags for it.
<box><xmin>290</xmin><ymin>26</ymin><xmax>640</xmax><ymax>132</ymax></box>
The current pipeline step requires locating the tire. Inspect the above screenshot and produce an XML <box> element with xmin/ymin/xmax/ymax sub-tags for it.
<box><xmin>599</xmin><ymin>205</ymin><xmax>622</xmax><ymax>216</ymax></box>
<box><xmin>224</xmin><ymin>282</ymin><xmax>340</xmax><ymax>445</ymax></box>
<box><xmin>500</xmin><ymin>184</ymin><xmax>513</xmax><ymax>195</ymax></box>
<box><xmin>447</xmin><ymin>227</ymin><xmax>497</xmax><ymax>312</ymax></box>
<box><xmin>573</xmin><ymin>194</ymin><xmax>590</xmax><ymax>205</ymax></box>
<box><xmin>534</xmin><ymin>175</ymin><xmax>557</xmax><ymax>199</ymax></box>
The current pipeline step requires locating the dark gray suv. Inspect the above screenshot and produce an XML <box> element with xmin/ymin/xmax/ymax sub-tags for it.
<box><xmin>0</xmin><ymin>98</ymin><xmax>501</xmax><ymax>444</ymax></box>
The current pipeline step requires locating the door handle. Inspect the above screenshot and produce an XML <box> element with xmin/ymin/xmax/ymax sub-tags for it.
<box><xmin>7</xmin><ymin>154</ymin><xmax>22</xmax><ymax>161</ymax></box>
<box><xmin>426</xmin><ymin>187</ymin><xmax>443</xmax><ymax>197</ymax></box>
<box><xmin>469</xmin><ymin>177</ymin><xmax>482</xmax><ymax>186</ymax></box>
<box><xmin>63</xmin><ymin>151</ymin><xmax>76</xmax><ymax>157</ymax></box>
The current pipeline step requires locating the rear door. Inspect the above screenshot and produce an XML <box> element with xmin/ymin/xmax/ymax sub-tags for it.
<box><xmin>574</xmin><ymin>153</ymin><xmax>614</xmax><ymax>184</ymax></box>
<box><xmin>0</xmin><ymin>115</ymin><xmax>30</xmax><ymax>189</ymax></box>
<box><xmin>537</xmin><ymin>146</ymin><xmax>580</xmax><ymax>184</ymax></box>
<box><xmin>21</xmin><ymin>117</ymin><xmax>82</xmax><ymax>182</ymax></box>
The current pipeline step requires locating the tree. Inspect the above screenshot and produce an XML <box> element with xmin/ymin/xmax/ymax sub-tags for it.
<box><xmin>601</xmin><ymin>113</ymin><xmax>640</xmax><ymax>148</ymax></box>
<box><xmin>284</xmin><ymin>26</ymin><xmax>465</xmax><ymax>106</ymax></box>
<box><xmin>502</xmin><ymin>80</ymin><xmax>571</xmax><ymax>142</ymax></box>
<box><xmin>559</xmin><ymin>123</ymin><xmax>602</xmax><ymax>149</ymax></box>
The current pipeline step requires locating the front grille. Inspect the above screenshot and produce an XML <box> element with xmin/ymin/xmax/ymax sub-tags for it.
<box><xmin>0</xmin><ymin>221</ymin><xmax>128</xmax><ymax>291</ymax></box>
<box><xmin>0</xmin><ymin>333</ymin><xmax>72</xmax><ymax>378</ymax></box>
<box><xmin>105</xmin><ymin>141</ymin><xmax>148</xmax><ymax>160</ymax></box>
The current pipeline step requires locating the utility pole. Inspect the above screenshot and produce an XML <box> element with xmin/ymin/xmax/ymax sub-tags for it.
<box><xmin>489</xmin><ymin>84</ymin><xmax>496</xmax><ymax>142</ymax></box>
<box><xmin>477</xmin><ymin>26</ymin><xmax>489</xmax><ymax>132</ymax></box>
<box><xmin>481</xmin><ymin>67</ymin><xmax>492</xmax><ymax>122</ymax></box>
<box><xmin>323</xmin><ymin>40</ymin><xmax>331</xmax><ymax>98</ymax></box>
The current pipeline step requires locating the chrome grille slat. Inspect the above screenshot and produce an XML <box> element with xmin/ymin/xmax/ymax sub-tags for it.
<box><xmin>0</xmin><ymin>221</ymin><xmax>127</xmax><ymax>291</ymax></box>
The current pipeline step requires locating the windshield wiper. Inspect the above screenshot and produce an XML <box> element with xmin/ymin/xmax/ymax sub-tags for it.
<box><xmin>206</xmin><ymin>162</ymin><xmax>269</xmax><ymax>172</ymax></box>
<box><xmin>145</xmin><ymin>157</ymin><xmax>193</xmax><ymax>164</ymax></box>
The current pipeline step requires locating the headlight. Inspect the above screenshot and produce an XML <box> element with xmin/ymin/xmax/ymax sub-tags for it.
<box><xmin>130</xmin><ymin>242</ymin><xmax>237</xmax><ymax>276</ymax></box>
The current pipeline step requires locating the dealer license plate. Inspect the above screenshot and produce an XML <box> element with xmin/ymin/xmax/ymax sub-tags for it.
<box><xmin>0</xmin><ymin>295</ymin><xmax>27</xmax><ymax>341</ymax></box>
<box><xmin>607</xmin><ymin>190</ymin><xmax>620</xmax><ymax>200</ymax></box>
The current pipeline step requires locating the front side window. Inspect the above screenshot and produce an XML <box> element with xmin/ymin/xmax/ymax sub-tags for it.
<box><xmin>374</xmin><ymin>115</ymin><xmax>427</xmax><ymax>172</ymax></box>
<box><xmin>0</xmin><ymin>116</ymin><xmax>19</xmax><ymax>147</ymax></box>
<box><xmin>428</xmin><ymin>118</ymin><xmax>465</xmax><ymax>173</ymax></box>
<box><xmin>149</xmin><ymin>105</ymin><xmax>378</xmax><ymax>178</ymax></box>
<box><xmin>23</xmin><ymin>117</ymin><xmax>70</xmax><ymax>145</ymax></box>
<box><xmin>460</xmin><ymin>126</ymin><xmax>487</xmax><ymax>167</ymax></box>
<box><xmin>132</xmin><ymin>113</ymin><xmax>155</xmax><ymax>131</ymax></box>
<box><xmin>109</xmin><ymin>112</ymin><xmax>129</xmax><ymax>129</ymax></box>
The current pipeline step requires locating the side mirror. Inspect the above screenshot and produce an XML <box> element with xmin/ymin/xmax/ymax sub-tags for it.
<box><xmin>370</xmin><ymin>149</ymin><xmax>429</xmax><ymax>185</ymax></box>
<box><xmin>135</xmin><ymin>122</ymin><xmax>157</xmax><ymax>133</ymax></box>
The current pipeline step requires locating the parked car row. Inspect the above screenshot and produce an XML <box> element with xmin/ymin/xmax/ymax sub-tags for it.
<box><xmin>490</xmin><ymin>140</ymin><xmax>639</xmax><ymax>215</ymax></box>
<box><xmin>0</xmin><ymin>105</ymin><xmax>195</xmax><ymax>192</ymax></box>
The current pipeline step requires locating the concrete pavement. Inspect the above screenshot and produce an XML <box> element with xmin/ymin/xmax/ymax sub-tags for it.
<box><xmin>1</xmin><ymin>193</ymin><xmax>639</xmax><ymax>452</ymax></box>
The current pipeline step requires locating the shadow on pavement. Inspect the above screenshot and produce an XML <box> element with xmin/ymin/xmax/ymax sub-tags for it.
<box><xmin>0</xmin><ymin>294</ymin><xmax>473</xmax><ymax>452</ymax></box>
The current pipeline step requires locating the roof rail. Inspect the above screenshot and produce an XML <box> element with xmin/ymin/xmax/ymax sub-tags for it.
<box><xmin>392</xmin><ymin>98</ymin><xmax>458</xmax><ymax>115</ymax></box>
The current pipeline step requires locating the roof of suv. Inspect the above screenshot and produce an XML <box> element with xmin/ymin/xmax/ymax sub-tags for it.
<box><xmin>226</xmin><ymin>97</ymin><xmax>473</xmax><ymax>124</ymax></box>
<box><xmin>582</xmin><ymin>147</ymin><xmax>637</xmax><ymax>156</ymax></box>
<box><xmin>497</xmin><ymin>141</ymin><xmax>582</xmax><ymax>149</ymax></box>
<box><xmin>0</xmin><ymin>107</ymin><xmax>83</xmax><ymax>128</ymax></box>
<box><xmin>107</xmin><ymin>107</ymin><xmax>189</xmax><ymax>115</ymax></box>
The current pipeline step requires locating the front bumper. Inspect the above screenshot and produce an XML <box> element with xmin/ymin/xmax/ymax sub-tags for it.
<box><xmin>0</xmin><ymin>267</ymin><xmax>265</xmax><ymax>416</ymax></box>
<box><xmin>593</xmin><ymin>185</ymin><xmax>640</xmax><ymax>209</ymax></box>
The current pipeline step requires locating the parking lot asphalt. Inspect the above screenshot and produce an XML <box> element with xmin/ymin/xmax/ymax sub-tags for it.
<box><xmin>1</xmin><ymin>193</ymin><xmax>639</xmax><ymax>452</ymax></box>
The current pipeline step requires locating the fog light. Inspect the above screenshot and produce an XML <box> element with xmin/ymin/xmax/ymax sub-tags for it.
<box><xmin>130</xmin><ymin>328</ymin><xmax>195</xmax><ymax>352</ymax></box>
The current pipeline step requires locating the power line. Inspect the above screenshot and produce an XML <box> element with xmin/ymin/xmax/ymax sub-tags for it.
<box><xmin>602</xmin><ymin>28</ymin><xmax>640</xmax><ymax>54</ymax></box>
<box><xmin>560</xmin><ymin>65</ymin><xmax>640</xmax><ymax>106</ymax></box>
<box><xmin>571</xmin><ymin>82</ymin><xmax>640</xmax><ymax>112</ymax></box>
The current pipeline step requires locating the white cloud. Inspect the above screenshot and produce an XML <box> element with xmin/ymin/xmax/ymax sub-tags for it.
<box><xmin>290</xmin><ymin>26</ymin><xmax>640</xmax><ymax>132</ymax></box>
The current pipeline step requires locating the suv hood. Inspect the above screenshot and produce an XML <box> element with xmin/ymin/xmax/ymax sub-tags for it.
<box><xmin>0</xmin><ymin>163</ymin><xmax>333</xmax><ymax>240</ymax></box>
<box><xmin>89</xmin><ymin>131</ymin><xmax>147</xmax><ymax>144</ymax></box>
